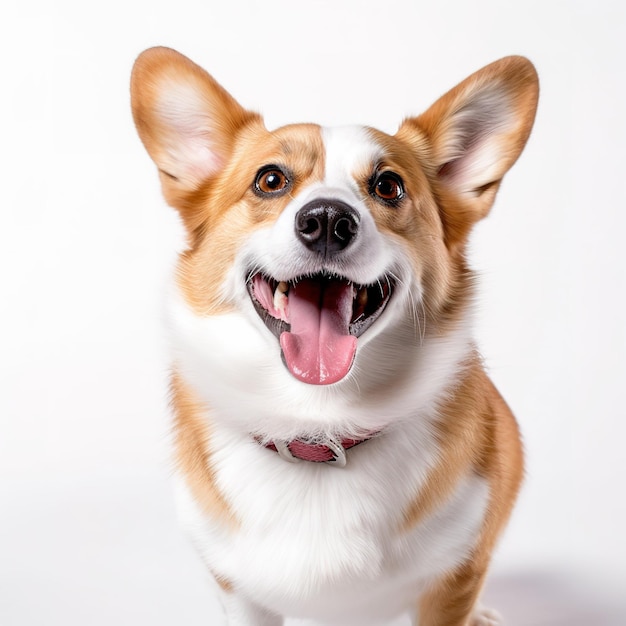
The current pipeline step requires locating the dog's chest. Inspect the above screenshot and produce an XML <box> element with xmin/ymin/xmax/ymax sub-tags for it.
<box><xmin>175</xmin><ymin>426</ymin><xmax>489</xmax><ymax>623</ymax></box>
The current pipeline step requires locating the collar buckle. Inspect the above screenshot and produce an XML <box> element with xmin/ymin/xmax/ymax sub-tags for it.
<box><xmin>273</xmin><ymin>439</ymin><xmax>301</xmax><ymax>463</ymax></box>
<box><xmin>323</xmin><ymin>436</ymin><xmax>347</xmax><ymax>467</ymax></box>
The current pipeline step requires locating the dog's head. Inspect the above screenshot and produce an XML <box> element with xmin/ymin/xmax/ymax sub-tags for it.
<box><xmin>131</xmin><ymin>48</ymin><xmax>537</xmax><ymax>398</ymax></box>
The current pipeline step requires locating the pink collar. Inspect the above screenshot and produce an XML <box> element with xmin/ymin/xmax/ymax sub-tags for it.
<box><xmin>263</xmin><ymin>434</ymin><xmax>374</xmax><ymax>467</ymax></box>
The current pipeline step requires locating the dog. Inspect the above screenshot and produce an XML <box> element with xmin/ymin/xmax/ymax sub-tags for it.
<box><xmin>131</xmin><ymin>47</ymin><xmax>538</xmax><ymax>626</ymax></box>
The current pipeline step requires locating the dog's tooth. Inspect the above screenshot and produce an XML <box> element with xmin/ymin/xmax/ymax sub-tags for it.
<box><xmin>274</xmin><ymin>283</ymin><xmax>288</xmax><ymax>316</ymax></box>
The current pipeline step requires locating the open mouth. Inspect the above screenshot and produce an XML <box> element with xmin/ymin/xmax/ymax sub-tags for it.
<box><xmin>247</xmin><ymin>272</ymin><xmax>394</xmax><ymax>385</ymax></box>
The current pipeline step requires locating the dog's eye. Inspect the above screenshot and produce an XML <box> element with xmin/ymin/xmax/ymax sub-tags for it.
<box><xmin>371</xmin><ymin>171</ymin><xmax>404</xmax><ymax>204</ymax></box>
<box><xmin>255</xmin><ymin>166</ymin><xmax>290</xmax><ymax>195</ymax></box>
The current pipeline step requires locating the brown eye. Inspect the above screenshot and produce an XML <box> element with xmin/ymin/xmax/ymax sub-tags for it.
<box><xmin>372</xmin><ymin>171</ymin><xmax>404</xmax><ymax>204</ymax></box>
<box><xmin>255</xmin><ymin>166</ymin><xmax>290</xmax><ymax>195</ymax></box>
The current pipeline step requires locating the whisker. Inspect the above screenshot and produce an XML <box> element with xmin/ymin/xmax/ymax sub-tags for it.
<box><xmin>388</xmin><ymin>270</ymin><xmax>426</xmax><ymax>345</ymax></box>
<box><xmin>246</xmin><ymin>264</ymin><xmax>262</xmax><ymax>284</ymax></box>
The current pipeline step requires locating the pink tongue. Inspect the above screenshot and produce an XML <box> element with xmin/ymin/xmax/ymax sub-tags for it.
<box><xmin>280</xmin><ymin>279</ymin><xmax>357</xmax><ymax>385</ymax></box>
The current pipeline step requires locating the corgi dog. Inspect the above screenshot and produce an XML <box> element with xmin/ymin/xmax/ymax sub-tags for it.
<box><xmin>131</xmin><ymin>47</ymin><xmax>538</xmax><ymax>626</ymax></box>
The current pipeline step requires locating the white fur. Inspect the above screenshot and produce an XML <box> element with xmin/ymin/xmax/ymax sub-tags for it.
<box><xmin>177</xmin><ymin>466</ymin><xmax>489</xmax><ymax>625</ymax></box>
<box><xmin>321</xmin><ymin>126</ymin><xmax>382</xmax><ymax>188</ymax></box>
<box><xmin>166</xmin><ymin>125</ymin><xmax>487</xmax><ymax>624</ymax></box>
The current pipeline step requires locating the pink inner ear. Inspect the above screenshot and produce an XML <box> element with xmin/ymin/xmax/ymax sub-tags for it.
<box><xmin>437</xmin><ymin>135</ymin><xmax>507</xmax><ymax>197</ymax></box>
<box><xmin>434</xmin><ymin>87</ymin><xmax>514</xmax><ymax>195</ymax></box>
<box><xmin>156</xmin><ymin>84</ymin><xmax>225</xmax><ymax>187</ymax></box>
<box><xmin>179</xmin><ymin>141</ymin><xmax>223</xmax><ymax>183</ymax></box>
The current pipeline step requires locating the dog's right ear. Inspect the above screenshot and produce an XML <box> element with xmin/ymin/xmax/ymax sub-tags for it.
<box><xmin>131</xmin><ymin>47</ymin><xmax>260</xmax><ymax>218</ymax></box>
<box><xmin>398</xmin><ymin>56</ymin><xmax>538</xmax><ymax>250</ymax></box>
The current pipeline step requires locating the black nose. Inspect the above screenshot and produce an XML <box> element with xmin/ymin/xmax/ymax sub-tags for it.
<box><xmin>295</xmin><ymin>199</ymin><xmax>360</xmax><ymax>256</ymax></box>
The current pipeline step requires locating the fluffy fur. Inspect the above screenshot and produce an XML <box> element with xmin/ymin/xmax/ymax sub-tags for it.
<box><xmin>131</xmin><ymin>47</ymin><xmax>538</xmax><ymax>626</ymax></box>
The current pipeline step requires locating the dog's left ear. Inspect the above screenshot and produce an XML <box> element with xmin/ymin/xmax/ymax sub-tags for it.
<box><xmin>131</xmin><ymin>47</ymin><xmax>261</xmax><ymax>225</ymax></box>
<box><xmin>398</xmin><ymin>56</ymin><xmax>538</xmax><ymax>245</ymax></box>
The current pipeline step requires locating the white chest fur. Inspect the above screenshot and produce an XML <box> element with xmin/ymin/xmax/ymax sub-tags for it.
<box><xmin>175</xmin><ymin>420</ymin><xmax>489</xmax><ymax>624</ymax></box>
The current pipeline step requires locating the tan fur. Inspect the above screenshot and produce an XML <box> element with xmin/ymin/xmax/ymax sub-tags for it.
<box><xmin>170</xmin><ymin>373</ymin><xmax>237</xmax><ymax>527</ymax></box>
<box><xmin>174</xmin><ymin>124</ymin><xmax>326</xmax><ymax>316</ymax></box>
<box><xmin>407</xmin><ymin>360</ymin><xmax>524</xmax><ymax>625</ymax></box>
<box><xmin>402</xmin><ymin>359</ymin><xmax>523</xmax><ymax>532</ymax></box>
<box><xmin>419</xmin><ymin>559</ymin><xmax>491</xmax><ymax>626</ymax></box>
<box><xmin>214</xmin><ymin>572</ymin><xmax>235</xmax><ymax>594</ymax></box>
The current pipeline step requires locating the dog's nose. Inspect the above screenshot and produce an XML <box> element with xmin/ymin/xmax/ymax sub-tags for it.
<box><xmin>295</xmin><ymin>199</ymin><xmax>360</xmax><ymax>256</ymax></box>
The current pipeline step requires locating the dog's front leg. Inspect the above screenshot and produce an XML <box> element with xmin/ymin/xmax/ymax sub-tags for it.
<box><xmin>416</xmin><ymin>561</ymin><xmax>501</xmax><ymax>626</ymax></box>
<box><xmin>216</xmin><ymin>584</ymin><xmax>283</xmax><ymax>626</ymax></box>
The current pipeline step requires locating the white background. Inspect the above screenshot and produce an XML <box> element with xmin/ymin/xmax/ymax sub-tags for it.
<box><xmin>1</xmin><ymin>0</ymin><xmax>625</xmax><ymax>624</ymax></box>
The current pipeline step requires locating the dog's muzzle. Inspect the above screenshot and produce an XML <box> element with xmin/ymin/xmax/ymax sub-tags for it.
<box><xmin>246</xmin><ymin>197</ymin><xmax>394</xmax><ymax>385</ymax></box>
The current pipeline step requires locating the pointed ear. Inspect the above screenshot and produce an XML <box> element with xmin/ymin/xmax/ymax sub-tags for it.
<box><xmin>131</xmin><ymin>47</ymin><xmax>260</xmax><ymax>210</ymax></box>
<box><xmin>399</xmin><ymin>56</ymin><xmax>538</xmax><ymax>242</ymax></box>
